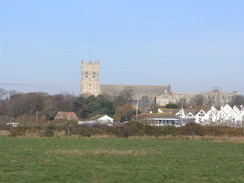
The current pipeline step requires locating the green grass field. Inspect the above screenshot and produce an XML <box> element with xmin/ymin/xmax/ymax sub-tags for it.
<box><xmin>0</xmin><ymin>136</ymin><xmax>244</xmax><ymax>183</ymax></box>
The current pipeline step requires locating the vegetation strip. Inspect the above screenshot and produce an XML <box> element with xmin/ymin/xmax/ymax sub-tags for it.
<box><xmin>48</xmin><ymin>149</ymin><xmax>149</xmax><ymax>156</ymax></box>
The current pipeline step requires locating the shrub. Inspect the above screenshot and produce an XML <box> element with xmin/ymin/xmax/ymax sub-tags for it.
<box><xmin>110</xmin><ymin>125</ymin><xmax>139</xmax><ymax>137</ymax></box>
<box><xmin>9</xmin><ymin>126</ymin><xmax>28</xmax><ymax>137</ymax></box>
<box><xmin>179</xmin><ymin>123</ymin><xmax>205</xmax><ymax>136</ymax></box>
<box><xmin>158</xmin><ymin>126</ymin><xmax>179</xmax><ymax>136</ymax></box>
<box><xmin>125</xmin><ymin>121</ymin><xmax>138</xmax><ymax>126</ymax></box>
<box><xmin>70</xmin><ymin>125</ymin><xmax>97</xmax><ymax>137</ymax></box>
<box><xmin>165</xmin><ymin>103</ymin><xmax>179</xmax><ymax>109</ymax></box>
<box><xmin>43</xmin><ymin>124</ymin><xmax>55</xmax><ymax>137</ymax></box>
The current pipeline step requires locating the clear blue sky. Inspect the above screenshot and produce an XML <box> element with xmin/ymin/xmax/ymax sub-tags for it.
<box><xmin>0</xmin><ymin>0</ymin><xmax>244</xmax><ymax>95</ymax></box>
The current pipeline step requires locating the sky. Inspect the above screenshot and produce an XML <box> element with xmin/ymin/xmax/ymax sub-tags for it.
<box><xmin>0</xmin><ymin>0</ymin><xmax>244</xmax><ymax>95</ymax></box>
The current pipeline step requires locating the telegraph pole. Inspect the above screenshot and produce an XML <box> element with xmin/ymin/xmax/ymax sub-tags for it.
<box><xmin>136</xmin><ymin>100</ymin><xmax>138</xmax><ymax>121</ymax></box>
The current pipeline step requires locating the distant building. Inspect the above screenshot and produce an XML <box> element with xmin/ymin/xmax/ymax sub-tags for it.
<box><xmin>156</xmin><ymin>89</ymin><xmax>236</xmax><ymax>107</ymax></box>
<box><xmin>78</xmin><ymin>115</ymin><xmax>114</xmax><ymax>125</ymax></box>
<box><xmin>137</xmin><ymin>113</ymin><xmax>180</xmax><ymax>126</ymax></box>
<box><xmin>80</xmin><ymin>61</ymin><xmax>237</xmax><ymax>106</ymax></box>
<box><xmin>158</xmin><ymin>108</ymin><xmax>206</xmax><ymax>123</ymax></box>
<box><xmin>55</xmin><ymin>112</ymin><xmax>79</xmax><ymax>121</ymax></box>
<box><xmin>97</xmin><ymin>115</ymin><xmax>113</xmax><ymax>123</ymax></box>
<box><xmin>6</xmin><ymin>122</ymin><xmax>19</xmax><ymax>127</ymax></box>
<box><xmin>201</xmin><ymin>104</ymin><xmax>244</xmax><ymax>125</ymax></box>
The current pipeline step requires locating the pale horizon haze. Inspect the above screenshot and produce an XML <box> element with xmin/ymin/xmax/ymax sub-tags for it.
<box><xmin>0</xmin><ymin>0</ymin><xmax>244</xmax><ymax>95</ymax></box>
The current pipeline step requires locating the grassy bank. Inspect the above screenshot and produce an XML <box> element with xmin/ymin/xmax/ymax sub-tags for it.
<box><xmin>0</xmin><ymin>136</ymin><xmax>244</xmax><ymax>182</ymax></box>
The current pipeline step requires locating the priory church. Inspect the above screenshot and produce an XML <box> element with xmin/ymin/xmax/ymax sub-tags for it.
<box><xmin>80</xmin><ymin>60</ymin><xmax>236</xmax><ymax>106</ymax></box>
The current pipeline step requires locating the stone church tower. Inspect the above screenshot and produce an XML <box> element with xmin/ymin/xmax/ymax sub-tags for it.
<box><xmin>80</xmin><ymin>60</ymin><xmax>100</xmax><ymax>96</ymax></box>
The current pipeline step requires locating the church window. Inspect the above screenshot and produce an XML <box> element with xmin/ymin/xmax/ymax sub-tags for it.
<box><xmin>85</xmin><ymin>71</ymin><xmax>88</xmax><ymax>78</ymax></box>
<box><xmin>92</xmin><ymin>72</ymin><xmax>96</xmax><ymax>78</ymax></box>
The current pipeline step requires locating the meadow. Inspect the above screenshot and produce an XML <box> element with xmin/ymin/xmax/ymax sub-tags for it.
<box><xmin>0</xmin><ymin>136</ymin><xmax>244</xmax><ymax>183</ymax></box>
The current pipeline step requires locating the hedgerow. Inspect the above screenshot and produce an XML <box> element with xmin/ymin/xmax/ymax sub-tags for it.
<box><xmin>4</xmin><ymin>122</ymin><xmax>244</xmax><ymax>137</ymax></box>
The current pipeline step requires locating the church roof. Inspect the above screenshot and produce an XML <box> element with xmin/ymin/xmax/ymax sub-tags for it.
<box><xmin>100</xmin><ymin>84</ymin><xmax>170</xmax><ymax>95</ymax></box>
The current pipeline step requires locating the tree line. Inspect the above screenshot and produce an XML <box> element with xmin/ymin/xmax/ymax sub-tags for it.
<box><xmin>0</xmin><ymin>87</ymin><xmax>139</xmax><ymax>122</ymax></box>
<box><xmin>0</xmin><ymin>88</ymin><xmax>243</xmax><ymax>123</ymax></box>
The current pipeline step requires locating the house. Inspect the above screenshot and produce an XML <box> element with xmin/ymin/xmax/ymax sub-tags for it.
<box><xmin>158</xmin><ymin>105</ymin><xmax>244</xmax><ymax>126</ymax></box>
<box><xmin>6</xmin><ymin>122</ymin><xmax>19</xmax><ymax>127</ymax></box>
<box><xmin>97</xmin><ymin>115</ymin><xmax>113</xmax><ymax>123</ymax></box>
<box><xmin>78</xmin><ymin>115</ymin><xmax>114</xmax><ymax>125</ymax></box>
<box><xmin>195</xmin><ymin>109</ymin><xmax>206</xmax><ymax>123</ymax></box>
<box><xmin>138</xmin><ymin>113</ymin><xmax>181</xmax><ymax>126</ymax></box>
<box><xmin>55</xmin><ymin>111</ymin><xmax>79</xmax><ymax>121</ymax></box>
<box><xmin>201</xmin><ymin>104</ymin><xmax>244</xmax><ymax>125</ymax></box>
<box><xmin>201</xmin><ymin>106</ymin><xmax>219</xmax><ymax>124</ymax></box>
<box><xmin>158</xmin><ymin>108</ymin><xmax>206</xmax><ymax>124</ymax></box>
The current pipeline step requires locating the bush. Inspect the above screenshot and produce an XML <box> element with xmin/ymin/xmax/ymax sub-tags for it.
<box><xmin>158</xmin><ymin>126</ymin><xmax>179</xmax><ymax>136</ymax></box>
<box><xmin>125</xmin><ymin>121</ymin><xmax>138</xmax><ymax>126</ymax></box>
<box><xmin>165</xmin><ymin>103</ymin><xmax>179</xmax><ymax>109</ymax></box>
<box><xmin>110</xmin><ymin>125</ymin><xmax>139</xmax><ymax>137</ymax></box>
<box><xmin>9</xmin><ymin>126</ymin><xmax>28</xmax><ymax>137</ymax></box>
<box><xmin>4</xmin><ymin>121</ymin><xmax>244</xmax><ymax>138</ymax></box>
<box><xmin>69</xmin><ymin>125</ymin><xmax>97</xmax><ymax>137</ymax></box>
<box><xmin>43</xmin><ymin>124</ymin><xmax>55</xmax><ymax>137</ymax></box>
<box><xmin>179</xmin><ymin>123</ymin><xmax>205</xmax><ymax>136</ymax></box>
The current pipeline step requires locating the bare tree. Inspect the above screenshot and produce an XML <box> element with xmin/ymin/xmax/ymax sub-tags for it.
<box><xmin>52</xmin><ymin>93</ymin><xmax>76</xmax><ymax>112</ymax></box>
<box><xmin>114</xmin><ymin>87</ymin><xmax>134</xmax><ymax>106</ymax></box>
<box><xmin>139</xmin><ymin>96</ymin><xmax>151</xmax><ymax>112</ymax></box>
<box><xmin>26</xmin><ymin>92</ymin><xmax>47</xmax><ymax>115</ymax></box>
<box><xmin>177</xmin><ymin>97</ymin><xmax>187</xmax><ymax>108</ymax></box>
<box><xmin>43</xmin><ymin>97</ymin><xmax>58</xmax><ymax>120</ymax></box>
<box><xmin>194</xmin><ymin>94</ymin><xmax>206</xmax><ymax>107</ymax></box>
<box><xmin>229</xmin><ymin>95</ymin><xmax>244</xmax><ymax>106</ymax></box>
<box><xmin>0</xmin><ymin>88</ymin><xmax>7</xmax><ymax>100</ymax></box>
<box><xmin>8</xmin><ymin>90</ymin><xmax>22</xmax><ymax>99</ymax></box>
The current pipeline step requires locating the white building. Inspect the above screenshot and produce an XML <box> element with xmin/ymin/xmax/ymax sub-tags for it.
<box><xmin>158</xmin><ymin>108</ymin><xmax>206</xmax><ymax>123</ymax></box>
<box><xmin>78</xmin><ymin>115</ymin><xmax>114</xmax><ymax>125</ymax></box>
<box><xmin>97</xmin><ymin>115</ymin><xmax>113</xmax><ymax>123</ymax></box>
<box><xmin>201</xmin><ymin>104</ymin><xmax>244</xmax><ymax>125</ymax></box>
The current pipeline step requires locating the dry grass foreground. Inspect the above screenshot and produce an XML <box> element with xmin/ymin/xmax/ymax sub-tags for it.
<box><xmin>48</xmin><ymin>149</ymin><xmax>150</xmax><ymax>156</ymax></box>
<box><xmin>128</xmin><ymin>135</ymin><xmax>244</xmax><ymax>144</ymax></box>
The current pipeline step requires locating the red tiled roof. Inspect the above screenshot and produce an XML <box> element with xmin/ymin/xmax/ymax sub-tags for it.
<box><xmin>55</xmin><ymin>111</ymin><xmax>79</xmax><ymax>121</ymax></box>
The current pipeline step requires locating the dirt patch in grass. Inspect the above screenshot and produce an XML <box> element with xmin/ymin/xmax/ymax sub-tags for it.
<box><xmin>48</xmin><ymin>149</ymin><xmax>150</xmax><ymax>156</ymax></box>
<box><xmin>210</xmin><ymin>136</ymin><xmax>244</xmax><ymax>144</ymax></box>
<box><xmin>128</xmin><ymin>135</ymin><xmax>244</xmax><ymax>144</ymax></box>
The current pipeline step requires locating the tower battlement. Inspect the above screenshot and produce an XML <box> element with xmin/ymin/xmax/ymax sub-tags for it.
<box><xmin>81</xmin><ymin>60</ymin><xmax>100</xmax><ymax>65</ymax></box>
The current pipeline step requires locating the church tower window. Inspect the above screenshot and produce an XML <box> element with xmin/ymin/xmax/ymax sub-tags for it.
<box><xmin>92</xmin><ymin>72</ymin><xmax>96</xmax><ymax>78</ymax></box>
